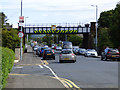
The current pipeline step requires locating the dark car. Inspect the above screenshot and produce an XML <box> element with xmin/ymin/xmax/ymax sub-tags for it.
<box><xmin>42</xmin><ymin>49</ymin><xmax>55</xmax><ymax>60</ymax></box>
<box><xmin>101</xmin><ymin>48</ymin><xmax>120</xmax><ymax>61</ymax></box>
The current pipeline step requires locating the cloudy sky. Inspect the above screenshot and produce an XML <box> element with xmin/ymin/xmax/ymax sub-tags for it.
<box><xmin>0</xmin><ymin>0</ymin><xmax>119</xmax><ymax>28</ymax></box>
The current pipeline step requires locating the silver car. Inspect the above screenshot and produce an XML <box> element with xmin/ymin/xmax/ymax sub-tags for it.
<box><xmin>59</xmin><ymin>49</ymin><xmax>76</xmax><ymax>63</ymax></box>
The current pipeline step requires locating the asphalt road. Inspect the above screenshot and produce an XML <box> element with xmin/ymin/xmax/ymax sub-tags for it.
<box><xmin>7</xmin><ymin>46</ymin><xmax>119</xmax><ymax>89</ymax></box>
<box><xmin>46</xmin><ymin>52</ymin><xmax>118</xmax><ymax>89</ymax></box>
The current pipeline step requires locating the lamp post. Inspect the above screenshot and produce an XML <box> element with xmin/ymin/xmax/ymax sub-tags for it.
<box><xmin>91</xmin><ymin>5</ymin><xmax>98</xmax><ymax>50</ymax></box>
<box><xmin>25</xmin><ymin>17</ymin><xmax>29</xmax><ymax>43</ymax></box>
<box><xmin>20</xmin><ymin>0</ymin><xmax>23</xmax><ymax>61</ymax></box>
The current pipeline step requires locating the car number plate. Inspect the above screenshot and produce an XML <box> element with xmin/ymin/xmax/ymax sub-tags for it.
<box><xmin>112</xmin><ymin>56</ymin><xmax>116</xmax><ymax>57</ymax></box>
<box><xmin>64</xmin><ymin>58</ymin><xmax>69</xmax><ymax>60</ymax></box>
<box><xmin>47</xmin><ymin>54</ymin><xmax>51</xmax><ymax>55</ymax></box>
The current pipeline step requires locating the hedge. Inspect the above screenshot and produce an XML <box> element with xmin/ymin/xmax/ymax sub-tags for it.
<box><xmin>0</xmin><ymin>47</ymin><xmax>15</xmax><ymax>88</ymax></box>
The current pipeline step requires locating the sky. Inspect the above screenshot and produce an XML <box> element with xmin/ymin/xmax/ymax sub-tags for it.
<box><xmin>0</xmin><ymin>0</ymin><xmax>119</xmax><ymax>28</ymax></box>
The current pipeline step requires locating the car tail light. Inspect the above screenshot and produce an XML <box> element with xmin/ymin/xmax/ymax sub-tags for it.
<box><xmin>52</xmin><ymin>50</ymin><xmax>55</xmax><ymax>53</ymax></box>
<box><xmin>107</xmin><ymin>52</ymin><xmax>111</xmax><ymax>54</ymax></box>
<box><xmin>40</xmin><ymin>50</ymin><xmax>41</xmax><ymax>52</ymax></box>
<box><xmin>117</xmin><ymin>52</ymin><xmax>120</xmax><ymax>54</ymax></box>
<box><xmin>72</xmin><ymin>54</ymin><xmax>74</xmax><ymax>56</ymax></box>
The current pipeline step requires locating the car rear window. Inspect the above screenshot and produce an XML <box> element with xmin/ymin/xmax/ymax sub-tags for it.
<box><xmin>45</xmin><ymin>50</ymin><xmax>53</xmax><ymax>53</ymax></box>
<box><xmin>109</xmin><ymin>49</ymin><xmax>119</xmax><ymax>53</ymax></box>
<box><xmin>62</xmin><ymin>50</ymin><xmax>72</xmax><ymax>54</ymax></box>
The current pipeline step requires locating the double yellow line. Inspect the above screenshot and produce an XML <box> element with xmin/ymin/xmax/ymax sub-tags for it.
<box><xmin>52</xmin><ymin>77</ymin><xmax>81</xmax><ymax>90</ymax></box>
<box><xmin>40</xmin><ymin>60</ymin><xmax>49</xmax><ymax>65</ymax></box>
<box><xmin>40</xmin><ymin>60</ymin><xmax>81</xmax><ymax>89</ymax></box>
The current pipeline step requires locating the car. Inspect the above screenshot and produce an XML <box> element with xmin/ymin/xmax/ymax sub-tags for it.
<box><xmin>56</xmin><ymin>46</ymin><xmax>62</xmax><ymax>51</ymax></box>
<box><xmin>78</xmin><ymin>48</ymin><xmax>87</xmax><ymax>55</ymax></box>
<box><xmin>33</xmin><ymin>45</ymin><xmax>39</xmax><ymax>51</ymax></box>
<box><xmin>73</xmin><ymin>48</ymin><xmax>80</xmax><ymax>55</ymax></box>
<box><xmin>85</xmin><ymin>49</ymin><xmax>98</xmax><ymax>57</ymax></box>
<box><xmin>52</xmin><ymin>44</ymin><xmax>56</xmax><ymax>49</ymax></box>
<box><xmin>44</xmin><ymin>45</ymin><xmax>48</xmax><ymax>48</ymax></box>
<box><xmin>101</xmin><ymin>48</ymin><xmax>120</xmax><ymax>61</ymax></box>
<box><xmin>59</xmin><ymin>49</ymin><xmax>76</xmax><ymax>63</ymax></box>
<box><xmin>36</xmin><ymin>47</ymin><xmax>41</xmax><ymax>55</ymax></box>
<box><xmin>42</xmin><ymin>49</ymin><xmax>55</xmax><ymax>60</ymax></box>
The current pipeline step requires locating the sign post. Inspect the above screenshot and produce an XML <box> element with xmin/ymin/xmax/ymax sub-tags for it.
<box><xmin>19</xmin><ymin>0</ymin><xmax>24</xmax><ymax>61</ymax></box>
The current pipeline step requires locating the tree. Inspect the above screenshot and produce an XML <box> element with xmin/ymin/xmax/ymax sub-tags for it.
<box><xmin>68</xmin><ymin>35</ymin><xmax>82</xmax><ymax>46</ymax></box>
<box><xmin>109</xmin><ymin>4</ymin><xmax>120</xmax><ymax>47</ymax></box>
<box><xmin>2</xmin><ymin>28</ymin><xmax>20</xmax><ymax>51</ymax></box>
<box><xmin>98</xmin><ymin>28</ymin><xmax>113</xmax><ymax>50</ymax></box>
<box><xmin>98</xmin><ymin>10</ymin><xmax>114</xmax><ymax>28</ymax></box>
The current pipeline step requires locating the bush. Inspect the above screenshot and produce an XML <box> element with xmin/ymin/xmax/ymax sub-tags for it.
<box><xmin>0</xmin><ymin>47</ymin><xmax>15</xmax><ymax>88</ymax></box>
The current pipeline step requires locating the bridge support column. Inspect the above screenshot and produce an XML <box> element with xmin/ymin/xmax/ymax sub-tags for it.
<box><xmin>82</xmin><ymin>33</ymin><xmax>89</xmax><ymax>49</ymax></box>
<box><xmin>82</xmin><ymin>22</ymin><xmax>96</xmax><ymax>49</ymax></box>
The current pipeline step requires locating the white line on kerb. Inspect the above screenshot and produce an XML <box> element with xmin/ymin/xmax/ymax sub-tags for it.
<box><xmin>43</xmin><ymin>65</ymin><xmax>68</xmax><ymax>88</ymax></box>
<box><xmin>38</xmin><ymin>65</ymin><xmax>44</xmax><ymax>68</ymax></box>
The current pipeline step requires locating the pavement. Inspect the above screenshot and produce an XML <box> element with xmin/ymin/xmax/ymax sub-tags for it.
<box><xmin>6</xmin><ymin>46</ymin><xmax>66</xmax><ymax>89</ymax></box>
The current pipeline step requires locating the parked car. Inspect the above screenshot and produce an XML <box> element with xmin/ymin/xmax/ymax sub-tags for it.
<box><xmin>56</xmin><ymin>46</ymin><xmax>62</xmax><ymax>51</ymax></box>
<box><xmin>59</xmin><ymin>49</ymin><xmax>76</xmax><ymax>63</ymax></box>
<box><xmin>101</xmin><ymin>48</ymin><xmax>120</xmax><ymax>61</ymax></box>
<box><xmin>44</xmin><ymin>45</ymin><xmax>48</xmax><ymax>48</ymax></box>
<box><xmin>73</xmin><ymin>48</ymin><xmax>80</xmax><ymax>55</ymax></box>
<box><xmin>52</xmin><ymin>44</ymin><xmax>56</xmax><ymax>49</ymax></box>
<box><xmin>36</xmin><ymin>47</ymin><xmax>41</xmax><ymax>55</ymax></box>
<box><xmin>42</xmin><ymin>49</ymin><xmax>55</xmax><ymax>60</ymax></box>
<box><xmin>85</xmin><ymin>49</ymin><xmax>98</xmax><ymax>57</ymax></box>
<box><xmin>33</xmin><ymin>45</ymin><xmax>39</xmax><ymax>51</ymax></box>
<box><xmin>79</xmin><ymin>48</ymin><xmax>87</xmax><ymax>55</ymax></box>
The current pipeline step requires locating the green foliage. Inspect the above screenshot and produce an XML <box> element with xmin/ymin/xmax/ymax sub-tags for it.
<box><xmin>42</xmin><ymin>34</ymin><xmax>53</xmax><ymax>46</ymax></box>
<box><xmin>1</xmin><ymin>47</ymin><xmax>15</xmax><ymax>88</ymax></box>
<box><xmin>109</xmin><ymin>4</ymin><xmax>120</xmax><ymax>47</ymax></box>
<box><xmin>98</xmin><ymin>28</ymin><xmax>113</xmax><ymax>49</ymax></box>
<box><xmin>68</xmin><ymin>35</ymin><xmax>82</xmax><ymax>46</ymax></box>
<box><xmin>98</xmin><ymin>10</ymin><xmax>114</xmax><ymax>28</ymax></box>
<box><xmin>2</xmin><ymin>28</ymin><xmax>20</xmax><ymax>51</ymax></box>
<box><xmin>0</xmin><ymin>12</ymin><xmax>7</xmax><ymax>27</ymax></box>
<box><xmin>98</xmin><ymin>4</ymin><xmax>120</xmax><ymax>49</ymax></box>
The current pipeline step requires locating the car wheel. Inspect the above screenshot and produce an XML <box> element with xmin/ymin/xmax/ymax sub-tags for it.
<box><xmin>53</xmin><ymin>57</ymin><xmax>55</xmax><ymax>60</ymax></box>
<box><xmin>73</xmin><ymin>60</ymin><xmax>76</xmax><ymax>63</ymax></box>
<box><xmin>59</xmin><ymin>60</ymin><xmax>62</xmax><ymax>63</ymax></box>
<box><xmin>101</xmin><ymin>56</ymin><xmax>103</xmax><ymax>60</ymax></box>
<box><xmin>104</xmin><ymin>56</ymin><xmax>107</xmax><ymax>61</ymax></box>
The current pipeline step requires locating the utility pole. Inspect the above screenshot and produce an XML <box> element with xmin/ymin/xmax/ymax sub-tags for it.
<box><xmin>20</xmin><ymin>0</ymin><xmax>23</xmax><ymax>61</ymax></box>
<box><xmin>65</xmin><ymin>22</ymin><xmax>67</xmax><ymax>41</ymax></box>
<box><xmin>91</xmin><ymin>5</ymin><xmax>98</xmax><ymax>50</ymax></box>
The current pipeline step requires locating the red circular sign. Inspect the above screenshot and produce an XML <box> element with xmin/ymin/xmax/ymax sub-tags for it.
<box><xmin>18</xmin><ymin>32</ymin><xmax>24</xmax><ymax>38</ymax></box>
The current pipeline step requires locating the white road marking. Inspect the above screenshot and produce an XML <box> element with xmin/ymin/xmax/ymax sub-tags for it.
<box><xmin>38</xmin><ymin>65</ymin><xmax>44</xmax><ymax>68</ymax></box>
<box><xmin>14</xmin><ymin>66</ymin><xmax>23</xmax><ymax>69</ymax></box>
<box><xmin>43</xmin><ymin>65</ymin><xmax>69</xmax><ymax>88</ymax></box>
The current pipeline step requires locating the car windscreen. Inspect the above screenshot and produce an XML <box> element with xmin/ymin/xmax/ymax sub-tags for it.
<box><xmin>63</xmin><ymin>45</ymin><xmax>72</xmax><ymax>49</ymax></box>
<box><xmin>61</xmin><ymin>50</ymin><xmax>72</xmax><ymax>54</ymax></box>
<box><xmin>109</xmin><ymin>49</ymin><xmax>119</xmax><ymax>53</ymax></box>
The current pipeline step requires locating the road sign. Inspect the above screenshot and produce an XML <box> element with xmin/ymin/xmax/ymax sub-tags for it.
<box><xmin>51</xmin><ymin>25</ymin><xmax>56</xmax><ymax>30</ymax></box>
<box><xmin>18</xmin><ymin>32</ymin><xmax>24</xmax><ymax>38</ymax></box>
<box><xmin>19</xmin><ymin>16</ymin><xmax>24</xmax><ymax>23</ymax></box>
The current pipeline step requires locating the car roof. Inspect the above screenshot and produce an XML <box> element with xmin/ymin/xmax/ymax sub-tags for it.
<box><xmin>62</xmin><ymin>49</ymin><xmax>72</xmax><ymax>51</ymax></box>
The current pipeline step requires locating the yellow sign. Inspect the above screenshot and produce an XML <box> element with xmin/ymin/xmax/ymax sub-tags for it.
<box><xmin>51</xmin><ymin>25</ymin><xmax>56</xmax><ymax>30</ymax></box>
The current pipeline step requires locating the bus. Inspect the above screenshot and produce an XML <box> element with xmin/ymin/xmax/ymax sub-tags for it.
<box><xmin>61</xmin><ymin>41</ymin><xmax>73</xmax><ymax>49</ymax></box>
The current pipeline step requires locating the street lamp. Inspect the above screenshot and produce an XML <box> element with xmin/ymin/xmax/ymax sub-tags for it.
<box><xmin>25</xmin><ymin>17</ymin><xmax>29</xmax><ymax>42</ymax></box>
<box><xmin>91</xmin><ymin>5</ymin><xmax>98</xmax><ymax>50</ymax></box>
